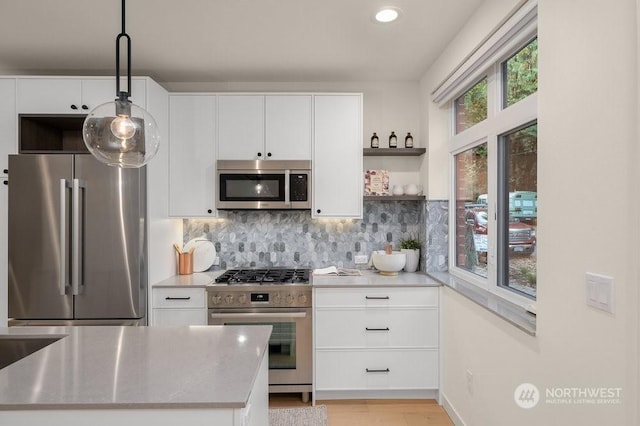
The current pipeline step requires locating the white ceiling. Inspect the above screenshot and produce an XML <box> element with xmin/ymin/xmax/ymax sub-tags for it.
<box><xmin>0</xmin><ymin>0</ymin><xmax>484</xmax><ymax>84</ymax></box>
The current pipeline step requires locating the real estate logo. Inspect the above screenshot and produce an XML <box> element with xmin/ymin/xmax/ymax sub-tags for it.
<box><xmin>514</xmin><ymin>383</ymin><xmax>623</xmax><ymax>408</ymax></box>
<box><xmin>514</xmin><ymin>383</ymin><xmax>540</xmax><ymax>409</ymax></box>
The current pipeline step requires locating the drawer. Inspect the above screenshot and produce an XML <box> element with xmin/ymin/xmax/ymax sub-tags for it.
<box><xmin>315</xmin><ymin>349</ymin><xmax>438</xmax><ymax>390</ymax></box>
<box><xmin>314</xmin><ymin>287</ymin><xmax>438</xmax><ymax>308</ymax></box>
<box><xmin>152</xmin><ymin>308</ymin><xmax>207</xmax><ymax>326</ymax></box>
<box><xmin>153</xmin><ymin>287</ymin><xmax>206</xmax><ymax>308</ymax></box>
<box><xmin>315</xmin><ymin>308</ymin><xmax>438</xmax><ymax>348</ymax></box>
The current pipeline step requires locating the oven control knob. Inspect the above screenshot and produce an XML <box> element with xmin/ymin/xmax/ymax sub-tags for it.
<box><xmin>238</xmin><ymin>294</ymin><xmax>247</xmax><ymax>304</ymax></box>
<box><xmin>273</xmin><ymin>293</ymin><xmax>282</xmax><ymax>304</ymax></box>
<box><xmin>211</xmin><ymin>295</ymin><xmax>222</xmax><ymax>305</ymax></box>
<box><xmin>286</xmin><ymin>294</ymin><xmax>294</xmax><ymax>305</ymax></box>
<box><xmin>298</xmin><ymin>294</ymin><xmax>308</xmax><ymax>304</ymax></box>
<box><xmin>225</xmin><ymin>295</ymin><xmax>234</xmax><ymax>305</ymax></box>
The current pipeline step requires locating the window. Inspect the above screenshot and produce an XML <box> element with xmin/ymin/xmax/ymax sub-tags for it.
<box><xmin>498</xmin><ymin>123</ymin><xmax>537</xmax><ymax>297</ymax></box>
<box><xmin>455</xmin><ymin>144</ymin><xmax>488</xmax><ymax>277</ymax></box>
<box><xmin>503</xmin><ymin>38</ymin><xmax>538</xmax><ymax>108</ymax></box>
<box><xmin>454</xmin><ymin>78</ymin><xmax>487</xmax><ymax>133</ymax></box>
<box><xmin>450</xmin><ymin>35</ymin><xmax>538</xmax><ymax>302</ymax></box>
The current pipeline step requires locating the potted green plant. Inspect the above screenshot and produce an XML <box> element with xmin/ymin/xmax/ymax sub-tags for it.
<box><xmin>399</xmin><ymin>238</ymin><xmax>421</xmax><ymax>273</ymax></box>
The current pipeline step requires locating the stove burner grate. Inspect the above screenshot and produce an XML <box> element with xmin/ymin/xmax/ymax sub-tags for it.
<box><xmin>214</xmin><ymin>268</ymin><xmax>310</xmax><ymax>285</ymax></box>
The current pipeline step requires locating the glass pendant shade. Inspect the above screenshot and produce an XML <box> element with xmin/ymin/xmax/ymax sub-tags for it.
<box><xmin>83</xmin><ymin>99</ymin><xmax>160</xmax><ymax>168</ymax></box>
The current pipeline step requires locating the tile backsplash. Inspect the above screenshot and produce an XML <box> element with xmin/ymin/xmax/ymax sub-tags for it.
<box><xmin>183</xmin><ymin>201</ymin><xmax>425</xmax><ymax>270</ymax></box>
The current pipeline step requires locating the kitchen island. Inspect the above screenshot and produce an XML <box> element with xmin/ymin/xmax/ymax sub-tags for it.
<box><xmin>0</xmin><ymin>325</ymin><xmax>270</xmax><ymax>426</ymax></box>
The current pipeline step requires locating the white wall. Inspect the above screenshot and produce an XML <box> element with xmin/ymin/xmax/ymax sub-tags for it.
<box><xmin>421</xmin><ymin>0</ymin><xmax>639</xmax><ymax>425</ymax></box>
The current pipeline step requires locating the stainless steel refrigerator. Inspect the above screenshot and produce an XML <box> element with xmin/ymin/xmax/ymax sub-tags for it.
<box><xmin>8</xmin><ymin>154</ymin><xmax>147</xmax><ymax>325</ymax></box>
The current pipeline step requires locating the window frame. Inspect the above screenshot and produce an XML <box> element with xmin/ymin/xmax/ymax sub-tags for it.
<box><xmin>447</xmin><ymin>34</ymin><xmax>538</xmax><ymax>309</ymax></box>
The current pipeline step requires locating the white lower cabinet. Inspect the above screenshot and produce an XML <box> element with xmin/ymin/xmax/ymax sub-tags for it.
<box><xmin>152</xmin><ymin>287</ymin><xmax>207</xmax><ymax>326</ymax></box>
<box><xmin>315</xmin><ymin>349</ymin><xmax>439</xmax><ymax>390</ymax></box>
<box><xmin>314</xmin><ymin>286</ymin><xmax>439</xmax><ymax>399</ymax></box>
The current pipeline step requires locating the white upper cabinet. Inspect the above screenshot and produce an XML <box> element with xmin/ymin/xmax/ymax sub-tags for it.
<box><xmin>0</xmin><ymin>78</ymin><xmax>16</xmax><ymax>174</ymax></box>
<box><xmin>265</xmin><ymin>95</ymin><xmax>311</xmax><ymax>160</ymax></box>
<box><xmin>17</xmin><ymin>77</ymin><xmax>146</xmax><ymax>114</ymax></box>
<box><xmin>217</xmin><ymin>95</ymin><xmax>265</xmax><ymax>160</ymax></box>
<box><xmin>169</xmin><ymin>94</ymin><xmax>217</xmax><ymax>217</ymax></box>
<box><xmin>17</xmin><ymin>78</ymin><xmax>82</xmax><ymax>113</ymax></box>
<box><xmin>313</xmin><ymin>94</ymin><xmax>363</xmax><ymax>218</ymax></box>
<box><xmin>217</xmin><ymin>94</ymin><xmax>312</xmax><ymax>160</ymax></box>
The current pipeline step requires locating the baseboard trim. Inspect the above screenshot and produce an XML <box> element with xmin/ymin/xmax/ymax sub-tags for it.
<box><xmin>442</xmin><ymin>392</ymin><xmax>466</xmax><ymax>426</ymax></box>
<box><xmin>315</xmin><ymin>389</ymin><xmax>437</xmax><ymax>400</ymax></box>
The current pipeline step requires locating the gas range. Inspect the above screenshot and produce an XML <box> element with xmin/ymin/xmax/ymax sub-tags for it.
<box><xmin>208</xmin><ymin>268</ymin><xmax>312</xmax><ymax>309</ymax></box>
<box><xmin>214</xmin><ymin>268</ymin><xmax>311</xmax><ymax>285</ymax></box>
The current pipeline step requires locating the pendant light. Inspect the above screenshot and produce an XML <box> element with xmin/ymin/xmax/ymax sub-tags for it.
<box><xmin>82</xmin><ymin>0</ymin><xmax>160</xmax><ymax>168</ymax></box>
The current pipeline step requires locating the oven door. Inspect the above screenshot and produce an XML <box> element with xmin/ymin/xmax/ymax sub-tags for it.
<box><xmin>208</xmin><ymin>308</ymin><xmax>312</xmax><ymax>389</ymax></box>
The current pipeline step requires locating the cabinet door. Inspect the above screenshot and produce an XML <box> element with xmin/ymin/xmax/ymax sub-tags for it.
<box><xmin>82</xmin><ymin>78</ymin><xmax>147</xmax><ymax>111</ymax></box>
<box><xmin>217</xmin><ymin>95</ymin><xmax>264</xmax><ymax>160</ymax></box>
<box><xmin>0</xmin><ymin>78</ymin><xmax>16</xmax><ymax>174</ymax></box>
<box><xmin>313</xmin><ymin>94</ymin><xmax>363</xmax><ymax>218</ymax></box>
<box><xmin>152</xmin><ymin>309</ymin><xmax>207</xmax><ymax>326</ymax></box>
<box><xmin>169</xmin><ymin>95</ymin><xmax>217</xmax><ymax>217</ymax></box>
<box><xmin>315</xmin><ymin>349</ymin><xmax>439</xmax><ymax>390</ymax></box>
<box><xmin>17</xmin><ymin>78</ymin><xmax>82</xmax><ymax>113</ymax></box>
<box><xmin>0</xmin><ymin>78</ymin><xmax>15</xmax><ymax>324</ymax></box>
<box><xmin>265</xmin><ymin>95</ymin><xmax>311</xmax><ymax>160</ymax></box>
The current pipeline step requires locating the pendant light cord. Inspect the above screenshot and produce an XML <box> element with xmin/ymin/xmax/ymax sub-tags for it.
<box><xmin>115</xmin><ymin>0</ymin><xmax>132</xmax><ymax>101</ymax></box>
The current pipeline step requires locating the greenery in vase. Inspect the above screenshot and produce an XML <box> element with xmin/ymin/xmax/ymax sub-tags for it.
<box><xmin>399</xmin><ymin>238</ymin><xmax>421</xmax><ymax>250</ymax></box>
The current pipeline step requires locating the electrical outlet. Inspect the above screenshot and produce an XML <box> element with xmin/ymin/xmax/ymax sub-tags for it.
<box><xmin>466</xmin><ymin>370</ymin><xmax>474</xmax><ymax>395</ymax></box>
<box><xmin>212</xmin><ymin>256</ymin><xmax>220</xmax><ymax>266</ymax></box>
<box><xmin>354</xmin><ymin>255</ymin><xmax>369</xmax><ymax>264</ymax></box>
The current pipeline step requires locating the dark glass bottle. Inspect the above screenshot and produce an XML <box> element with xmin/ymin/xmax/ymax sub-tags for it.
<box><xmin>405</xmin><ymin>132</ymin><xmax>414</xmax><ymax>148</ymax></box>
<box><xmin>370</xmin><ymin>132</ymin><xmax>379</xmax><ymax>148</ymax></box>
<box><xmin>389</xmin><ymin>131</ymin><xmax>397</xmax><ymax>148</ymax></box>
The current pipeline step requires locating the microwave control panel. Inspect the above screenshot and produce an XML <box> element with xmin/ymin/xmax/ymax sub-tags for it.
<box><xmin>290</xmin><ymin>174</ymin><xmax>308</xmax><ymax>201</ymax></box>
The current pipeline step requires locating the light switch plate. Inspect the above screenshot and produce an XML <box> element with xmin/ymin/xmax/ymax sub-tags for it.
<box><xmin>354</xmin><ymin>255</ymin><xmax>369</xmax><ymax>264</ymax></box>
<box><xmin>586</xmin><ymin>272</ymin><xmax>614</xmax><ymax>314</ymax></box>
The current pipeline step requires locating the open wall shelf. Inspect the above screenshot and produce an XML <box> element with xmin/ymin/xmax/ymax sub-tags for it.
<box><xmin>363</xmin><ymin>148</ymin><xmax>426</xmax><ymax>157</ymax></box>
<box><xmin>364</xmin><ymin>195</ymin><xmax>425</xmax><ymax>201</ymax></box>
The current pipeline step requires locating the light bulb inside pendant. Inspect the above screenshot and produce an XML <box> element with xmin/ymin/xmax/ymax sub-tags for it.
<box><xmin>111</xmin><ymin>114</ymin><xmax>137</xmax><ymax>141</ymax></box>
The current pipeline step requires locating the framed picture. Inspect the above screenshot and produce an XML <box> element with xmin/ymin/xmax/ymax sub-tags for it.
<box><xmin>364</xmin><ymin>170</ymin><xmax>390</xmax><ymax>195</ymax></box>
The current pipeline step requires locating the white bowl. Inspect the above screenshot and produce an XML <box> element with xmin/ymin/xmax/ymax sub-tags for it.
<box><xmin>372</xmin><ymin>250</ymin><xmax>406</xmax><ymax>275</ymax></box>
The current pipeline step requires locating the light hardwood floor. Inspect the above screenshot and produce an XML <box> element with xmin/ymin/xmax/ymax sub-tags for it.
<box><xmin>269</xmin><ymin>394</ymin><xmax>454</xmax><ymax>426</ymax></box>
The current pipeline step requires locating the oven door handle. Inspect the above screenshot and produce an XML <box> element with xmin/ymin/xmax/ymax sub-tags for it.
<box><xmin>209</xmin><ymin>312</ymin><xmax>307</xmax><ymax>319</ymax></box>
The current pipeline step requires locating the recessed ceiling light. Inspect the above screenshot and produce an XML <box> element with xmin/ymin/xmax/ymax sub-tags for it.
<box><xmin>374</xmin><ymin>7</ymin><xmax>400</xmax><ymax>23</ymax></box>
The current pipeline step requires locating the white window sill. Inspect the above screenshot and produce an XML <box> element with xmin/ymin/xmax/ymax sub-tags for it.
<box><xmin>427</xmin><ymin>271</ymin><xmax>537</xmax><ymax>336</ymax></box>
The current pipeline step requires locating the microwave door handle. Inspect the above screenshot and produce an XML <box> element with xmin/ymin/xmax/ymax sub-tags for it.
<box><xmin>284</xmin><ymin>169</ymin><xmax>290</xmax><ymax>206</ymax></box>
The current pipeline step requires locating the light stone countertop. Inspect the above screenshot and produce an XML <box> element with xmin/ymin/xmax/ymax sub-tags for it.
<box><xmin>152</xmin><ymin>269</ymin><xmax>441</xmax><ymax>288</ymax></box>
<box><xmin>153</xmin><ymin>271</ymin><xmax>224</xmax><ymax>288</ymax></box>
<box><xmin>0</xmin><ymin>325</ymin><xmax>271</xmax><ymax>410</ymax></box>
<box><xmin>311</xmin><ymin>269</ymin><xmax>441</xmax><ymax>287</ymax></box>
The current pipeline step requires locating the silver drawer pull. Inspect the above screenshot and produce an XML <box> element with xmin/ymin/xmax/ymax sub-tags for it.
<box><xmin>365</xmin><ymin>296</ymin><xmax>389</xmax><ymax>300</ymax></box>
<box><xmin>165</xmin><ymin>297</ymin><xmax>191</xmax><ymax>300</ymax></box>
<box><xmin>366</xmin><ymin>368</ymin><xmax>390</xmax><ymax>373</ymax></box>
<box><xmin>365</xmin><ymin>327</ymin><xmax>390</xmax><ymax>331</ymax></box>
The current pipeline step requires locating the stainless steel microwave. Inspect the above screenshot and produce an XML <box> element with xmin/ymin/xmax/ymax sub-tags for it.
<box><xmin>217</xmin><ymin>160</ymin><xmax>311</xmax><ymax>210</ymax></box>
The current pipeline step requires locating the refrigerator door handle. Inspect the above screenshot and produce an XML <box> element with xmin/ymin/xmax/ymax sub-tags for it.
<box><xmin>59</xmin><ymin>179</ymin><xmax>71</xmax><ymax>296</ymax></box>
<box><xmin>72</xmin><ymin>178</ymin><xmax>86</xmax><ymax>296</ymax></box>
